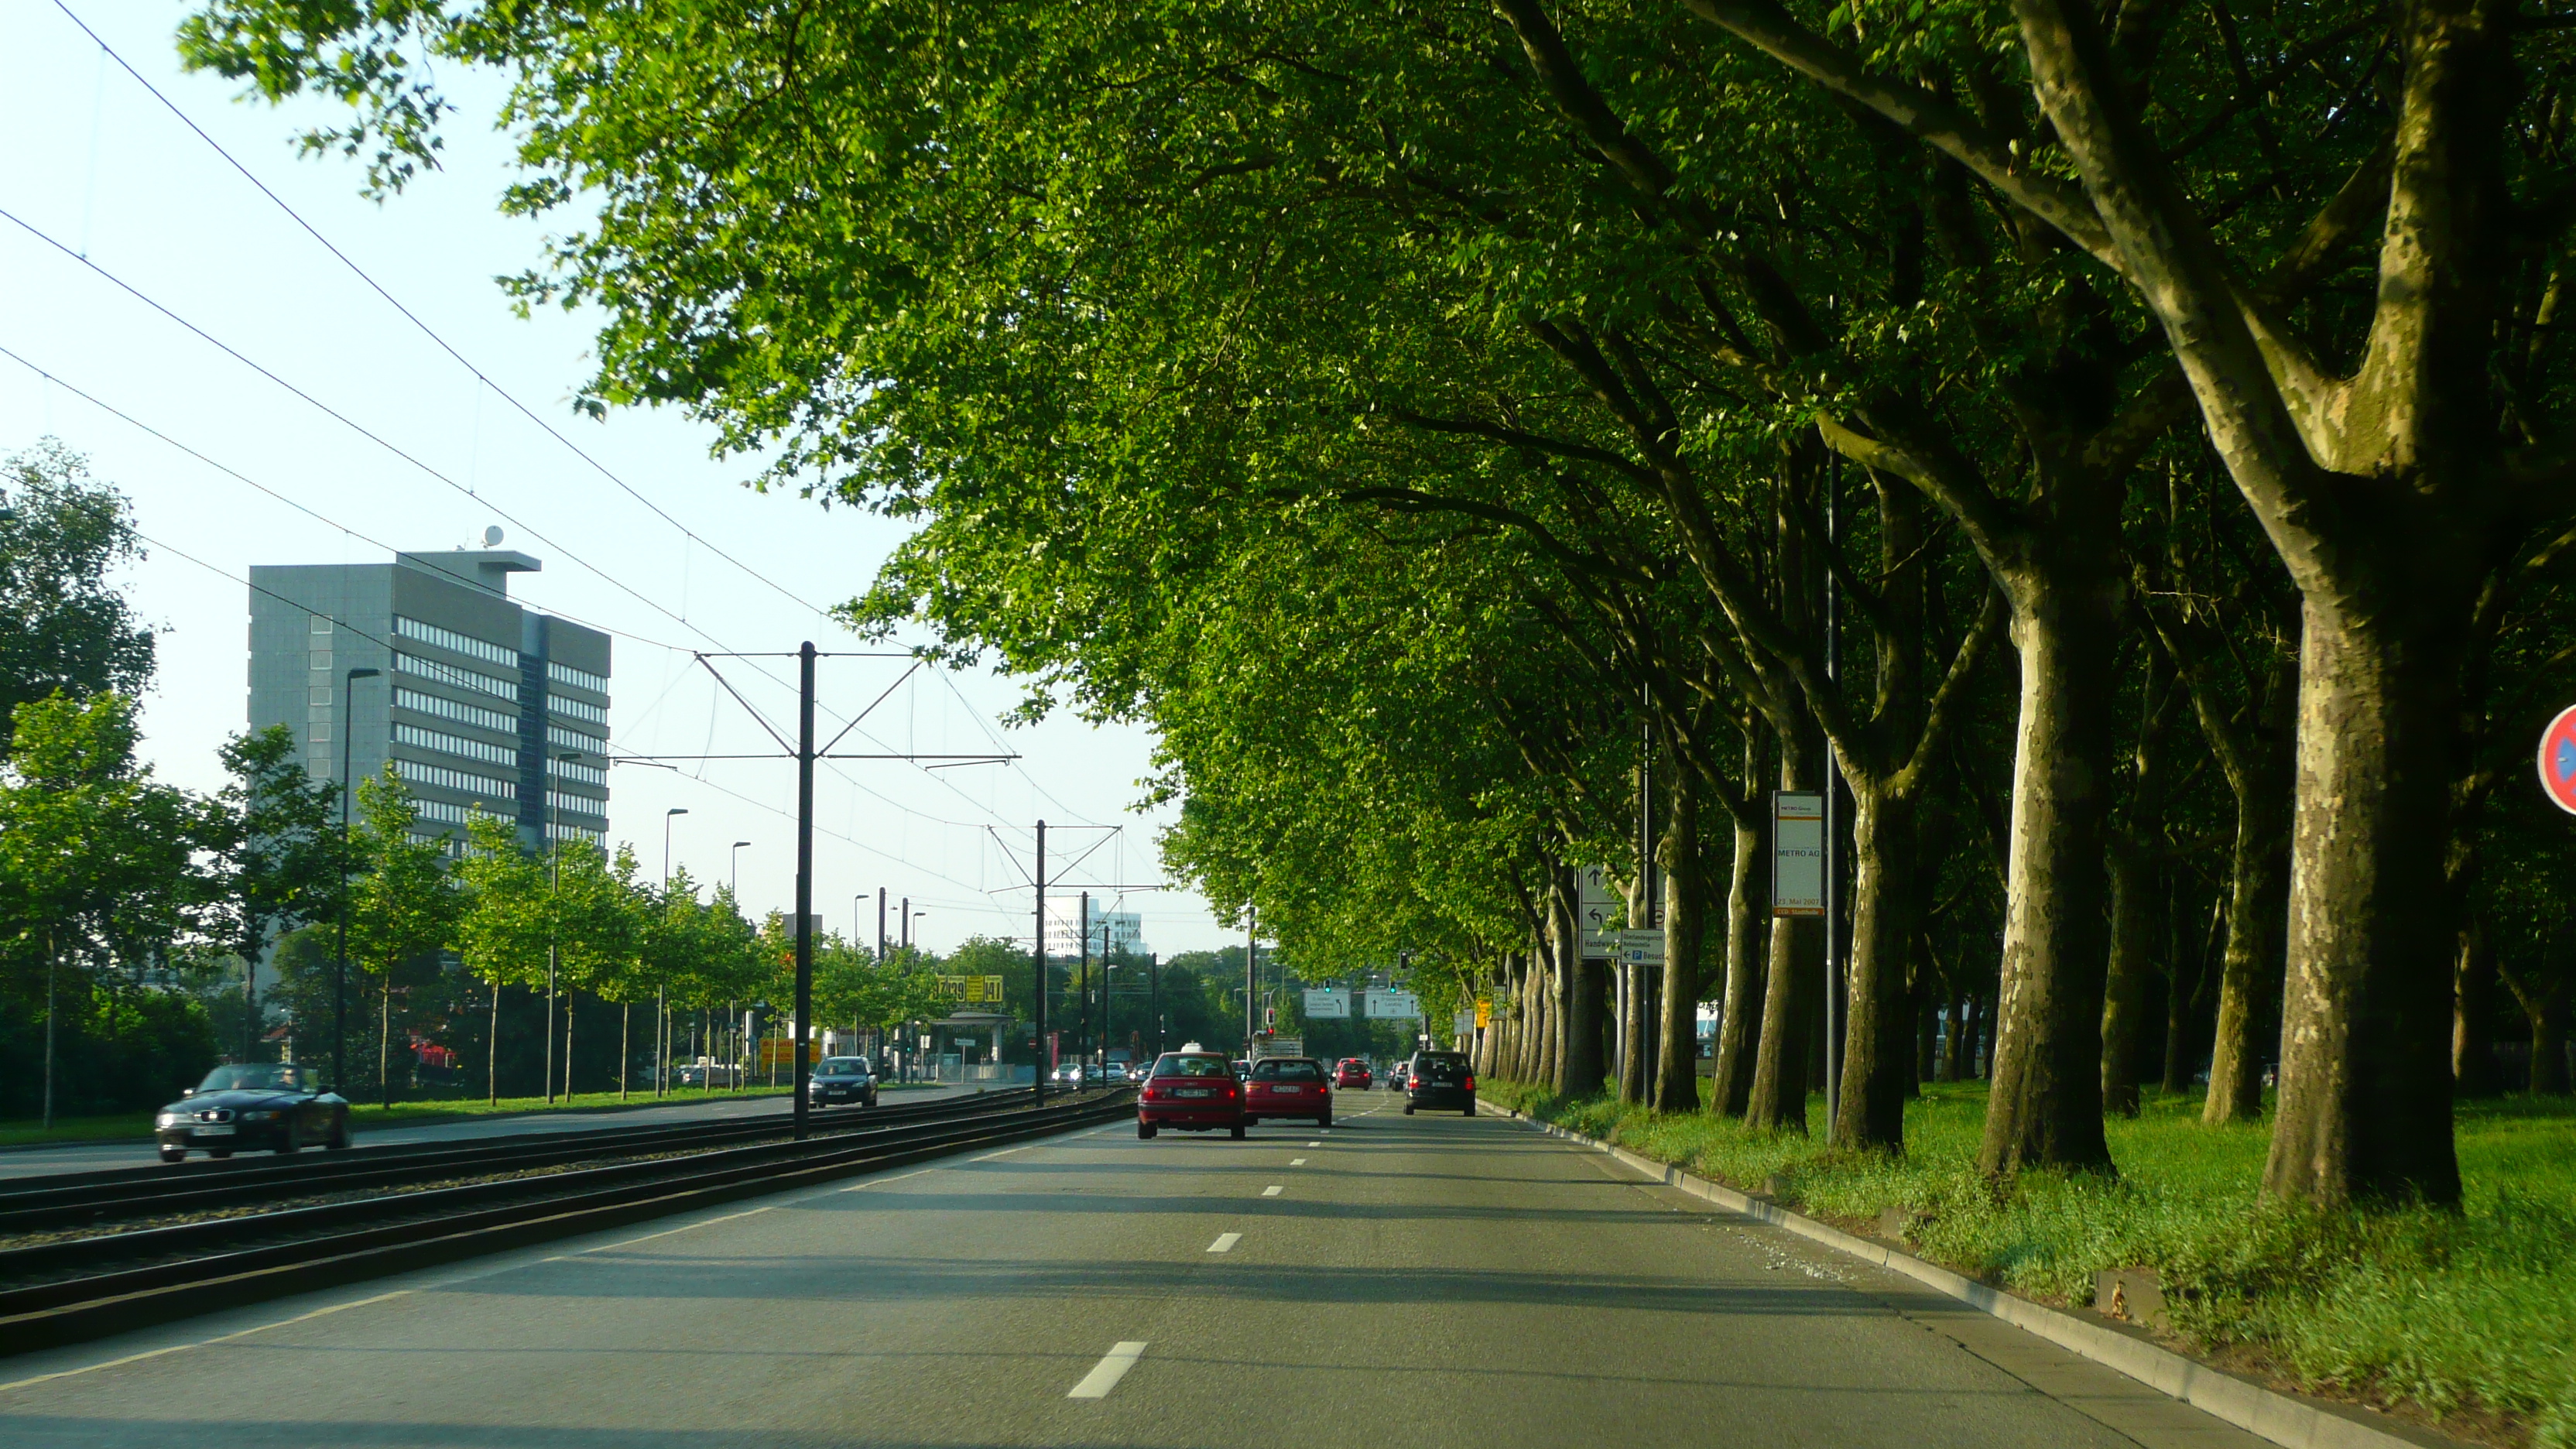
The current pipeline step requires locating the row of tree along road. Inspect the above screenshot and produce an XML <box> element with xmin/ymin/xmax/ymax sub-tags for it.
<box><xmin>169</xmin><ymin>0</ymin><xmax>2576</xmax><ymax>1204</ymax></box>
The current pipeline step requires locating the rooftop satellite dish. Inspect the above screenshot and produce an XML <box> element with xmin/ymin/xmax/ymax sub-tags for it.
<box><xmin>481</xmin><ymin>526</ymin><xmax>505</xmax><ymax>548</ymax></box>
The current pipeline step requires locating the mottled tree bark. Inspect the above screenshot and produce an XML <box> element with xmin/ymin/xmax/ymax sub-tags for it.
<box><xmin>1709</xmin><ymin>789</ymin><xmax>1767</xmax><ymax>1116</ymax></box>
<box><xmin>1557</xmin><ymin>865</ymin><xmax>1605</xmax><ymax>1096</ymax></box>
<box><xmin>1746</xmin><ymin>914</ymin><xmax>1817</xmax><ymax>1131</ymax></box>
<box><xmin>2101</xmin><ymin>838</ymin><xmax>2153</xmax><ymax>1117</ymax></box>
<box><xmin>1656</xmin><ymin>761</ymin><xmax>1706</xmax><ymax>1112</ymax></box>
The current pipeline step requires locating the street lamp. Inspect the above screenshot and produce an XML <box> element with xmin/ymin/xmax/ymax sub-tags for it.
<box><xmin>663</xmin><ymin>807</ymin><xmax>687</xmax><ymax>886</ymax></box>
<box><xmin>731</xmin><ymin>840</ymin><xmax>752</xmax><ymax>895</ymax></box>
<box><xmin>333</xmin><ymin>666</ymin><xmax>381</xmax><ymax>1096</ymax></box>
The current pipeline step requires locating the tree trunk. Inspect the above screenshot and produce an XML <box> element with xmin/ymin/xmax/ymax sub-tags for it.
<box><xmin>488</xmin><ymin>980</ymin><xmax>502</xmax><ymax>1105</ymax></box>
<box><xmin>565</xmin><ymin>994</ymin><xmax>577</xmax><ymax>1101</ymax></box>
<box><xmin>1745</xmin><ymin>915</ymin><xmax>1816</xmax><ymax>1131</ymax></box>
<box><xmin>42</xmin><ymin>954</ymin><xmax>57</xmax><ymax>1131</ymax></box>
<box><xmin>378</xmin><ymin>970</ymin><xmax>394</xmax><ymax>1111</ymax></box>
<box><xmin>1940</xmin><ymin>992</ymin><xmax>1968</xmax><ymax>1081</ymax></box>
<box><xmin>1619</xmin><ymin>957</ymin><xmax>1645</xmax><ymax>1104</ymax></box>
<box><xmin>2453</xmin><ymin>920</ymin><xmax>2502</xmax><ymax>1098</ymax></box>
<box><xmin>2531</xmin><ymin>995</ymin><xmax>2570</xmax><ymax>1096</ymax></box>
<box><xmin>1711</xmin><ymin>804</ymin><xmax>1766</xmax><ymax>1115</ymax></box>
<box><xmin>1833</xmin><ymin>779</ymin><xmax>1917</xmax><ymax>1149</ymax></box>
<box><xmin>2265</xmin><ymin>599</ymin><xmax>2468</xmax><ymax>1207</ymax></box>
<box><xmin>621</xmin><ymin>1002</ymin><xmax>631</xmax><ymax>1100</ymax></box>
<box><xmin>1656</xmin><ymin>762</ymin><xmax>1706</xmax><ymax>1112</ymax></box>
<box><xmin>1980</xmin><ymin>586</ymin><xmax>2119</xmax><ymax>1177</ymax></box>
<box><xmin>1538</xmin><ymin>945</ymin><xmax>1562</xmax><ymax>1091</ymax></box>
<box><xmin>2204</xmin><ymin>783</ymin><xmax>2290</xmax><ymax>1123</ymax></box>
<box><xmin>1913</xmin><ymin>968</ymin><xmax>1938</xmax><ymax>1089</ymax></box>
<box><xmin>2102</xmin><ymin>838</ymin><xmax>2153</xmax><ymax>1117</ymax></box>
<box><xmin>1557</xmin><ymin>872</ymin><xmax>1605</xmax><ymax>1096</ymax></box>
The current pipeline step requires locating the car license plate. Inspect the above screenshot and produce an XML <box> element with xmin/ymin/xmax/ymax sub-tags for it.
<box><xmin>197</xmin><ymin>1124</ymin><xmax>235</xmax><ymax>1136</ymax></box>
<box><xmin>1176</xmin><ymin>1088</ymin><xmax>1211</xmax><ymax>1098</ymax></box>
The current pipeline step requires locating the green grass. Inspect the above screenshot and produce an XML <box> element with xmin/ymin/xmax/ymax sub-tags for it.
<box><xmin>1485</xmin><ymin>1079</ymin><xmax>2576</xmax><ymax>1447</ymax></box>
<box><xmin>0</xmin><ymin>1085</ymin><xmax>803</xmax><ymax>1148</ymax></box>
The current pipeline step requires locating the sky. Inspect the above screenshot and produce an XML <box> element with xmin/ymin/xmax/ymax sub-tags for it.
<box><xmin>0</xmin><ymin>0</ymin><xmax>1235</xmax><ymax>957</ymax></box>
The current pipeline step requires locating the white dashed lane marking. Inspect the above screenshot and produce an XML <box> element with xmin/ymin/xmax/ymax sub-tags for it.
<box><xmin>1262</xmin><ymin>1185</ymin><xmax>1283</xmax><ymax>1197</ymax></box>
<box><xmin>1290</xmin><ymin>1157</ymin><xmax>1307</xmax><ymax>1166</ymax></box>
<box><xmin>1067</xmin><ymin>1341</ymin><xmax>1149</xmax><ymax>1399</ymax></box>
<box><xmin>1206</xmin><ymin>1232</ymin><xmax>1241</xmax><ymax>1253</ymax></box>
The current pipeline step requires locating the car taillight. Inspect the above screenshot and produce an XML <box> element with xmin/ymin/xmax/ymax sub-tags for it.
<box><xmin>1463</xmin><ymin>1075</ymin><xmax>1475</xmax><ymax>1091</ymax></box>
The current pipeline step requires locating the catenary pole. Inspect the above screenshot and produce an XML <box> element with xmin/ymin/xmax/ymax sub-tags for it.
<box><xmin>1033</xmin><ymin>821</ymin><xmax>1047</xmax><ymax>1101</ymax></box>
<box><xmin>334</xmin><ymin>665</ymin><xmax>378</xmax><ymax>1094</ymax></box>
<box><xmin>794</xmin><ymin>641</ymin><xmax>816</xmax><ymax>1142</ymax></box>
<box><xmin>1077</xmin><ymin>890</ymin><xmax>1091</xmax><ymax>1075</ymax></box>
<box><xmin>1245</xmin><ymin>909</ymin><xmax>1258</xmax><ymax>1060</ymax></box>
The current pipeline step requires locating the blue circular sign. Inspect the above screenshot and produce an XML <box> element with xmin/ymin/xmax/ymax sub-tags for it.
<box><xmin>2540</xmin><ymin>705</ymin><xmax>2576</xmax><ymax>815</ymax></box>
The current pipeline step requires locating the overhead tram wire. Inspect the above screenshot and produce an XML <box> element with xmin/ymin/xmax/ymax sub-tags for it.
<box><xmin>2</xmin><ymin>337</ymin><xmax>1046</xmax><ymax>850</ymax></box>
<box><xmin>46</xmin><ymin>0</ymin><xmax>834</xmax><ymax>627</ymax></box>
<box><xmin>0</xmin><ymin>341</ymin><xmax>703</xmax><ymax>656</ymax></box>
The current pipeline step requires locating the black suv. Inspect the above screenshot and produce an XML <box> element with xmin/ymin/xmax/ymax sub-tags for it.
<box><xmin>1402</xmin><ymin>1051</ymin><xmax>1476</xmax><ymax>1116</ymax></box>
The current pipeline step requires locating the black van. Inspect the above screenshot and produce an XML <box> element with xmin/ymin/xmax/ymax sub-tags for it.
<box><xmin>1402</xmin><ymin>1052</ymin><xmax>1476</xmax><ymax>1116</ymax></box>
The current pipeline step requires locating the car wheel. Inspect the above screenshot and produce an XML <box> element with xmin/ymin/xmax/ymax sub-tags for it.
<box><xmin>1138</xmin><ymin>1122</ymin><xmax>1157</xmax><ymax>1139</ymax></box>
<box><xmin>1230</xmin><ymin>1122</ymin><xmax>1246</xmax><ymax>1140</ymax></box>
<box><xmin>327</xmin><ymin>1115</ymin><xmax>351</xmax><ymax>1150</ymax></box>
<box><xmin>1403</xmin><ymin>1105</ymin><xmax>1415</xmax><ymax>1115</ymax></box>
<box><xmin>157</xmin><ymin>1149</ymin><xmax>184</xmax><ymax>1164</ymax></box>
<box><xmin>1462</xmin><ymin>1104</ymin><xmax>1475</xmax><ymax>1117</ymax></box>
<box><xmin>274</xmin><ymin>1120</ymin><xmax>302</xmax><ymax>1155</ymax></box>
<box><xmin>1320</xmin><ymin>1115</ymin><xmax>1333</xmax><ymax>1130</ymax></box>
<box><xmin>207</xmin><ymin>1148</ymin><xmax>233</xmax><ymax>1159</ymax></box>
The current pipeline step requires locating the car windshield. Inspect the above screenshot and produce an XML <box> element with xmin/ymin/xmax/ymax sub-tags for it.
<box><xmin>1251</xmin><ymin>1060</ymin><xmax>1324</xmax><ymax>1081</ymax></box>
<box><xmin>817</xmin><ymin>1059</ymin><xmax>867</xmax><ymax>1074</ymax></box>
<box><xmin>197</xmin><ymin>1064</ymin><xmax>307</xmax><ymax>1092</ymax></box>
<box><xmin>1155</xmin><ymin>1054</ymin><xmax>1230</xmax><ymax>1078</ymax></box>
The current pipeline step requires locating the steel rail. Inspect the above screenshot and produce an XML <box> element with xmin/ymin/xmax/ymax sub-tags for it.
<box><xmin>0</xmin><ymin>1090</ymin><xmax>1132</xmax><ymax>1356</ymax></box>
<box><xmin>0</xmin><ymin>1088</ymin><xmax>1035</xmax><ymax>1234</ymax></box>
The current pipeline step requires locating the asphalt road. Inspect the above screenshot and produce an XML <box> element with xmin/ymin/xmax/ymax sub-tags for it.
<box><xmin>0</xmin><ymin>1084</ymin><xmax>971</xmax><ymax>1180</ymax></box>
<box><xmin>0</xmin><ymin>1088</ymin><xmax>2272</xmax><ymax>1448</ymax></box>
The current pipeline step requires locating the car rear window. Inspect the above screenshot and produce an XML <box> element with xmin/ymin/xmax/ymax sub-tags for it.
<box><xmin>1251</xmin><ymin>1060</ymin><xmax>1324</xmax><ymax>1081</ymax></box>
<box><xmin>1155</xmin><ymin>1054</ymin><xmax>1230</xmax><ymax>1078</ymax></box>
<box><xmin>1413</xmin><ymin>1054</ymin><xmax>1468</xmax><ymax>1080</ymax></box>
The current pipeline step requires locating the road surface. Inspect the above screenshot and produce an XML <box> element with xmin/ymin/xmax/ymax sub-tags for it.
<box><xmin>0</xmin><ymin>1089</ymin><xmax>2270</xmax><ymax>1447</ymax></box>
<box><xmin>0</xmin><ymin>1084</ymin><xmax>971</xmax><ymax>1180</ymax></box>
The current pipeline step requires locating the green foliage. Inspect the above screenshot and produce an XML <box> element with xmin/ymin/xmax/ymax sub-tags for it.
<box><xmin>0</xmin><ymin>440</ymin><xmax>155</xmax><ymax>752</ymax></box>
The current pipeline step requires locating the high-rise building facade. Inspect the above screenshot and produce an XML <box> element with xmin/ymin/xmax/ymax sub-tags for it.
<box><xmin>247</xmin><ymin>546</ymin><xmax>610</xmax><ymax>849</ymax></box>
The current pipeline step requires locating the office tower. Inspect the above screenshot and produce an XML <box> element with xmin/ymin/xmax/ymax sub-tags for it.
<box><xmin>246</xmin><ymin>544</ymin><xmax>610</xmax><ymax>850</ymax></box>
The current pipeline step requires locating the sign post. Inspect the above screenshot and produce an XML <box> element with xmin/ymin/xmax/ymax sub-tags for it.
<box><xmin>1772</xmin><ymin>791</ymin><xmax>1825</xmax><ymax>916</ymax></box>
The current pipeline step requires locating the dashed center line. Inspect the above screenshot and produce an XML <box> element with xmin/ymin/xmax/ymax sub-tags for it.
<box><xmin>1290</xmin><ymin>1157</ymin><xmax>1307</xmax><ymax>1166</ymax></box>
<box><xmin>1207</xmin><ymin>1232</ymin><xmax>1242</xmax><ymax>1253</ymax></box>
<box><xmin>1067</xmin><ymin>1341</ymin><xmax>1149</xmax><ymax>1399</ymax></box>
<box><xmin>1307</xmin><ymin>1140</ymin><xmax>1321</xmax><ymax>1146</ymax></box>
<box><xmin>1262</xmin><ymin>1185</ymin><xmax>1283</xmax><ymax>1197</ymax></box>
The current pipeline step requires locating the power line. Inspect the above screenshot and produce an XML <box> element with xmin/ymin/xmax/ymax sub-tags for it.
<box><xmin>45</xmin><ymin>0</ymin><xmax>835</xmax><ymax>627</ymax></box>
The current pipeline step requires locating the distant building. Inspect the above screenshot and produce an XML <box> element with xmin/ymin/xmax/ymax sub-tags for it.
<box><xmin>247</xmin><ymin>545</ymin><xmax>610</xmax><ymax>851</ymax></box>
<box><xmin>1043</xmin><ymin>901</ymin><xmax>1149</xmax><ymax>960</ymax></box>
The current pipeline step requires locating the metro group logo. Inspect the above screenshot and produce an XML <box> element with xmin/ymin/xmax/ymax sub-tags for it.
<box><xmin>2539</xmin><ymin>704</ymin><xmax>2576</xmax><ymax>815</ymax></box>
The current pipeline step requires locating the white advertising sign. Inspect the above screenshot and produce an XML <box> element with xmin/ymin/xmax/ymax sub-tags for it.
<box><xmin>1772</xmin><ymin>791</ymin><xmax>1825</xmax><ymax>918</ymax></box>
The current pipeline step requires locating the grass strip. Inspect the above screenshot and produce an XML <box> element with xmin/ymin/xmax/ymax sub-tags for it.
<box><xmin>1483</xmin><ymin>1078</ymin><xmax>2576</xmax><ymax>1448</ymax></box>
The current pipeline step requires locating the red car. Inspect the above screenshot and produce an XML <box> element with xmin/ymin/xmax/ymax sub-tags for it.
<box><xmin>1245</xmin><ymin>1057</ymin><xmax>1334</xmax><ymax>1129</ymax></box>
<box><xmin>1334</xmin><ymin>1058</ymin><xmax>1372</xmax><ymax>1089</ymax></box>
<box><xmin>1137</xmin><ymin>1050</ymin><xmax>1245</xmax><ymax>1139</ymax></box>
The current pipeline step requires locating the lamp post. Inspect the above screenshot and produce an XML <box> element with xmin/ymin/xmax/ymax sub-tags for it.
<box><xmin>663</xmin><ymin>807</ymin><xmax>687</xmax><ymax>885</ymax></box>
<box><xmin>731</xmin><ymin>840</ymin><xmax>751</xmax><ymax>896</ymax></box>
<box><xmin>333</xmin><ymin>666</ymin><xmax>380</xmax><ymax>1095</ymax></box>
<box><xmin>658</xmin><ymin>807</ymin><xmax>685</xmax><ymax>1098</ymax></box>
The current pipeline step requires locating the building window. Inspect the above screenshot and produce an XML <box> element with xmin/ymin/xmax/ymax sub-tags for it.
<box><xmin>550</xmin><ymin>694</ymin><xmax>608</xmax><ymax>725</ymax></box>
<box><xmin>310</xmin><ymin>615</ymin><xmax>333</xmax><ymax>634</ymax></box>
<box><xmin>396</xmin><ymin>687</ymin><xmax>517</xmax><ymax>735</ymax></box>
<box><xmin>548</xmin><ymin>757</ymin><xmax>606</xmax><ymax>787</ymax></box>
<box><xmin>402</xmin><ymin>760</ymin><xmax>518</xmax><ymax>801</ymax></box>
<box><xmin>394</xmin><ymin>722</ymin><xmax>517</xmax><ymax>768</ymax></box>
<box><xmin>548</xmin><ymin>722</ymin><xmax>606</xmax><ymax>755</ymax></box>
<box><xmin>546</xmin><ymin>788</ymin><xmax>606</xmax><ymax>818</ymax></box>
<box><xmin>394</xmin><ymin>615</ymin><xmax>519</xmax><ymax>669</ymax></box>
<box><xmin>547</xmin><ymin>659</ymin><xmax>608</xmax><ymax>695</ymax></box>
<box><xmin>395</xmin><ymin>651</ymin><xmax>518</xmax><ymax>701</ymax></box>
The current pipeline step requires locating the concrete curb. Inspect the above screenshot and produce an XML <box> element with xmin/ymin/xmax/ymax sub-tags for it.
<box><xmin>1480</xmin><ymin>1101</ymin><xmax>2458</xmax><ymax>1449</ymax></box>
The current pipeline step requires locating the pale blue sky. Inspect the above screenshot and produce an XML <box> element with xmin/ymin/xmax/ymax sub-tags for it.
<box><xmin>0</xmin><ymin>1</ymin><xmax>1232</xmax><ymax>955</ymax></box>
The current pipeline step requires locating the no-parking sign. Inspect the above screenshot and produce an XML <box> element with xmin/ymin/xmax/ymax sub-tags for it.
<box><xmin>2540</xmin><ymin>704</ymin><xmax>2576</xmax><ymax>815</ymax></box>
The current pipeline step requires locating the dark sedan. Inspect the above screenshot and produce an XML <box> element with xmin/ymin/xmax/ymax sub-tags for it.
<box><xmin>155</xmin><ymin>1063</ymin><xmax>350</xmax><ymax>1162</ymax></box>
<box><xmin>806</xmin><ymin>1057</ymin><xmax>879</xmax><ymax>1108</ymax></box>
